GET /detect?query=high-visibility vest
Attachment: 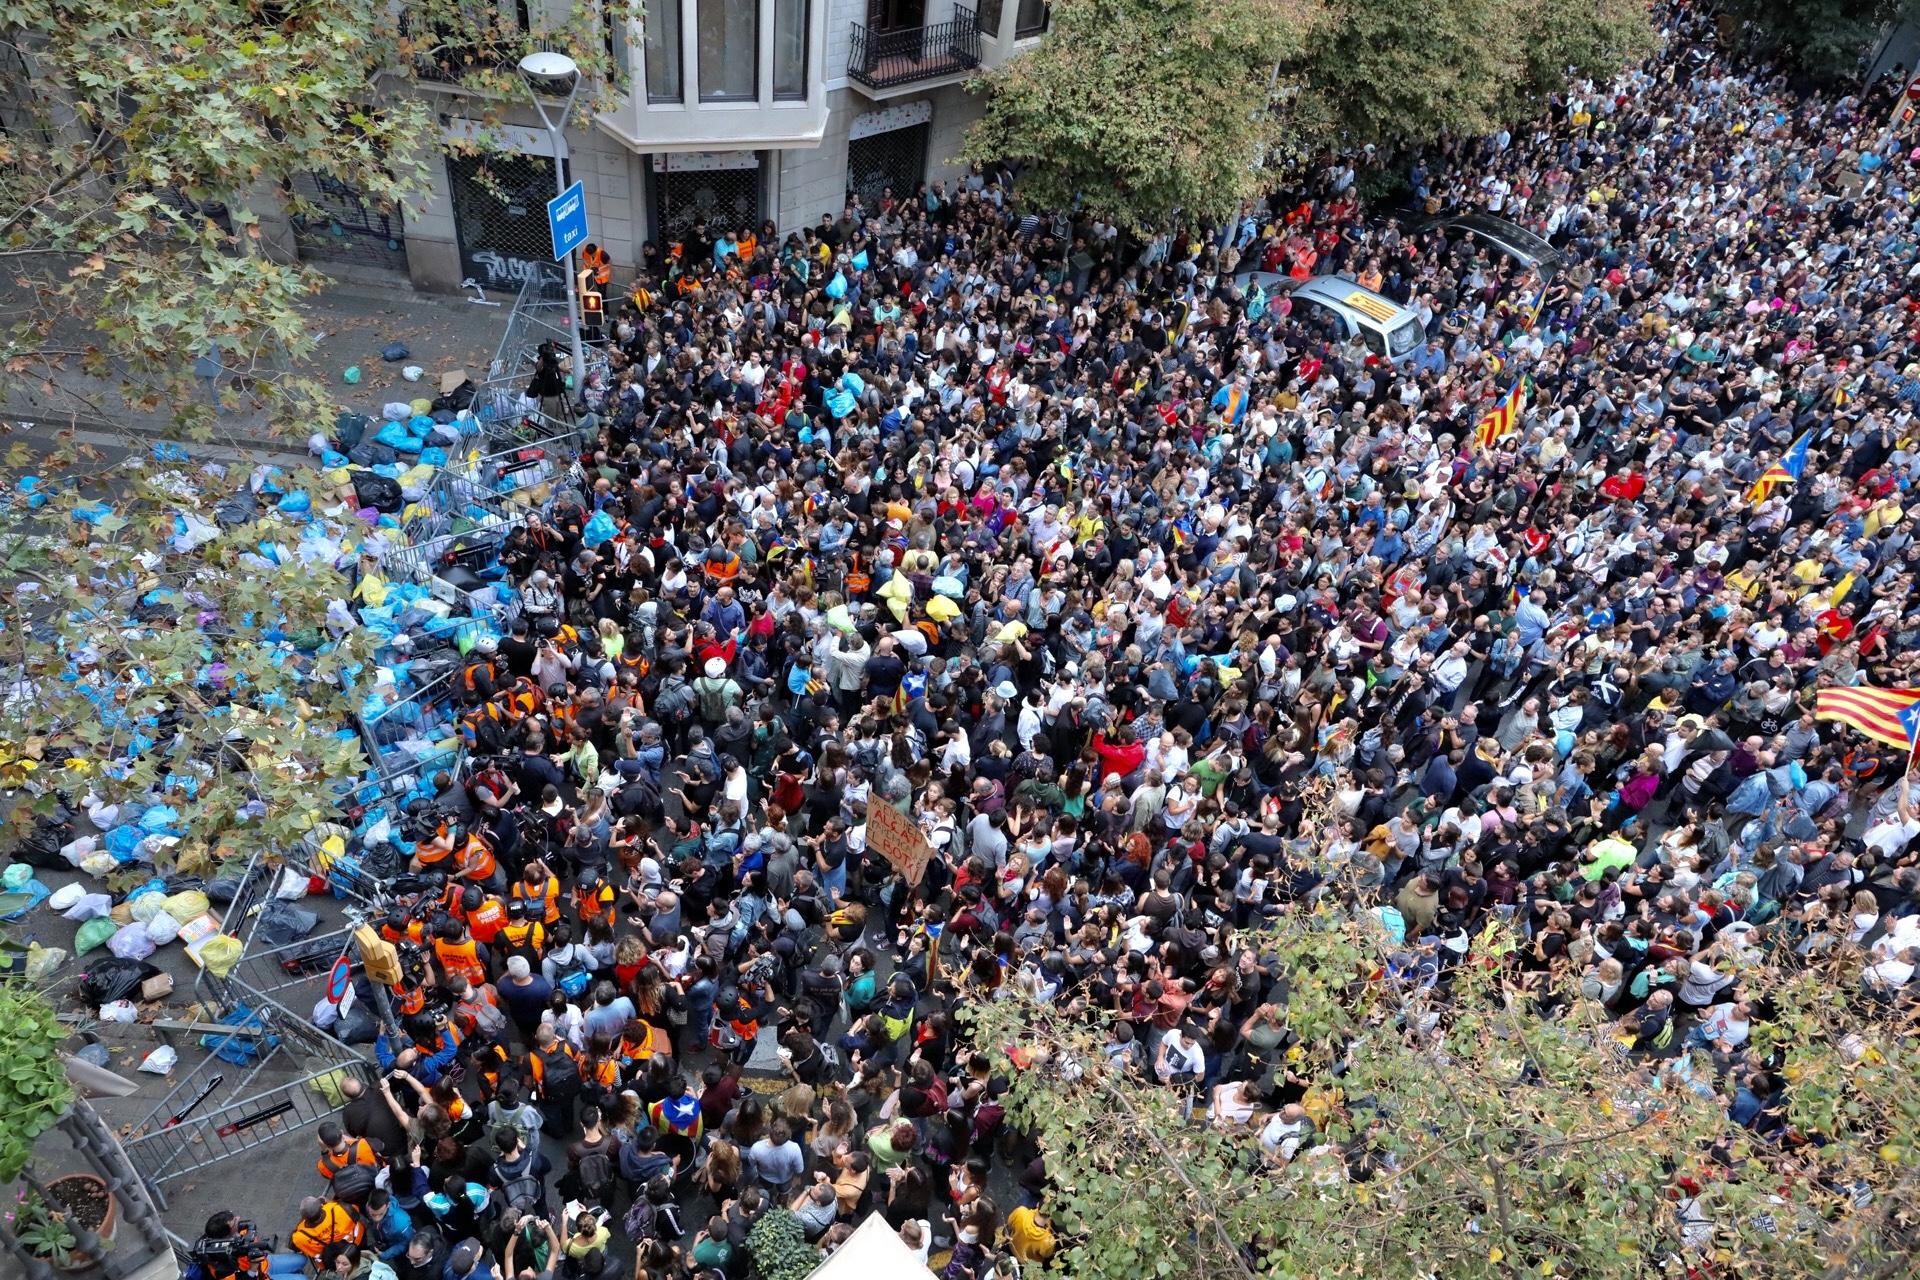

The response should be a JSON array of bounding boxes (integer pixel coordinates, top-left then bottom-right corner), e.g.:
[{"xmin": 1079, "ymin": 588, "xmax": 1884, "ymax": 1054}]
[
  {"xmin": 434, "ymin": 937, "xmax": 486, "ymax": 986},
  {"xmin": 582, "ymin": 245, "xmax": 611, "ymax": 287},
  {"xmin": 706, "ymin": 551, "xmax": 741, "ymax": 582},
  {"xmin": 512, "ymin": 876, "xmax": 562, "ymax": 925},
  {"xmin": 291, "ymin": 1202, "xmax": 362, "ymax": 1258},
  {"xmin": 467, "ymin": 897, "xmax": 507, "ymax": 945},
  {"xmin": 498, "ymin": 920, "xmax": 546, "ymax": 959},
  {"xmin": 317, "ymin": 1137, "xmax": 378, "ymax": 1181},
  {"xmin": 620, "ymin": 1022, "xmax": 669, "ymax": 1065},
  {"xmin": 455, "ymin": 833, "xmax": 497, "ymax": 883}
]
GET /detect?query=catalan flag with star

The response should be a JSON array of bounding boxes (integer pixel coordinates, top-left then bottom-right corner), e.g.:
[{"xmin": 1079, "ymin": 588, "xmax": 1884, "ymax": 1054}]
[
  {"xmin": 1473, "ymin": 375, "xmax": 1532, "ymax": 452},
  {"xmin": 1814, "ymin": 684, "xmax": 1920, "ymax": 751},
  {"xmin": 1746, "ymin": 430, "xmax": 1811, "ymax": 505}
]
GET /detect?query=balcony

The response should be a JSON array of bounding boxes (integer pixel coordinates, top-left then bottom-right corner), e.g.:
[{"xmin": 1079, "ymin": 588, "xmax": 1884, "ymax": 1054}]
[{"xmin": 847, "ymin": 8, "xmax": 980, "ymax": 96}]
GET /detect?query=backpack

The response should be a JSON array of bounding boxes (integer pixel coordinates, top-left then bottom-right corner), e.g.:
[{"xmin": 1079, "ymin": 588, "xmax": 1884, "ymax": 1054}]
[
  {"xmin": 492, "ymin": 1157, "xmax": 547, "ymax": 1216},
  {"xmin": 537, "ymin": 1044, "xmax": 581, "ymax": 1097},
  {"xmin": 623, "ymin": 1197, "xmax": 683, "ymax": 1245},
  {"xmin": 575, "ymin": 1146, "xmax": 616, "ymax": 1203},
  {"xmin": 331, "ymin": 1161, "xmax": 379, "ymax": 1205},
  {"xmin": 655, "ymin": 675, "xmax": 695, "ymax": 724},
  {"xmin": 695, "ymin": 675, "xmax": 736, "ymax": 722}
]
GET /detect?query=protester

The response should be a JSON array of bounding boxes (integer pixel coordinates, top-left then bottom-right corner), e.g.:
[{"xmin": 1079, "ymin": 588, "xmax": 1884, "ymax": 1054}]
[{"xmin": 301, "ymin": 7, "xmax": 1920, "ymax": 1276}]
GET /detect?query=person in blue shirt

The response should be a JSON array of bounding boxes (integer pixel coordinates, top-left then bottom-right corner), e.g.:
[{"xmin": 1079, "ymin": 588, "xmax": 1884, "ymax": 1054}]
[
  {"xmin": 366, "ymin": 1188, "xmax": 415, "ymax": 1262},
  {"xmin": 375, "ymin": 1016, "xmax": 459, "ymax": 1087}
]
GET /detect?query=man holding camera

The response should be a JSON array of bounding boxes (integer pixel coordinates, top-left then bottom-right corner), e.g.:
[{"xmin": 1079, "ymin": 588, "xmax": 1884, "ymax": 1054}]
[{"xmin": 191, "ymin": 1212, "xmax": 308, "ymax": 1279}]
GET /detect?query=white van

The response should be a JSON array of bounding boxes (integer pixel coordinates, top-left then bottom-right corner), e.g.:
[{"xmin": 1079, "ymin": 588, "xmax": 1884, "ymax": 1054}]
[{"xmin": 1234, "ymin": 272, "xmax": 1427, "ymax": 362}]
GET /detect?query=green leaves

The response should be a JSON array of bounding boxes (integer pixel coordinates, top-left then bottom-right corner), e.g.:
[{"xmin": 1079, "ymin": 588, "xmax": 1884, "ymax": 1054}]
[
  {"xmin": 963, "ymin": 0, "xmax": 1311, "ymax": 232},
  {"xmin": 0, "ymin": 985, "xmax": 75, "ymax": 1183},
  {"xmin": 964, "ymin": 905, "xmax": 1920, "ymax": 1280},
  {"xmin": 966, "ymin": 0, "xmax": 1653, "ymax": 228}
]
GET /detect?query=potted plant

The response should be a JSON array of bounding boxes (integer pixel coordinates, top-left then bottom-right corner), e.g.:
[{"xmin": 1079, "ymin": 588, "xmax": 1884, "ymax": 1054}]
[
  {"xmin": 746, "ymin": 1206, "xmax": 817, "ymax": 1280},
  {"xmin": 10, "ymin": 1178, "xmax": 115, "ymax": 1272}
]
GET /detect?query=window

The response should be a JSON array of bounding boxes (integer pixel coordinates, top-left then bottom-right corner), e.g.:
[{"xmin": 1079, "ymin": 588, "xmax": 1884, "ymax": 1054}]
[
  {"xmin": 1014, "ymin": 0, "xmax": 1046, "ymax": 37},
  {"xmin": 604, "ymin": 3, "xmax": 631, "ymax": 76},
  {"xmin": 644, "ymin": 0, "xmax": 684, "ymax": 102},
  {"xmin": 698, "ymin": 0, "xmax": 758, "ymax": 102},
  {"xmin": 772, "ymin": 0, "xmax": 808, "ymax": 100},
  {"xmin": 974, "ymin": 0, "xmax": 1001, "ymax": 35}
]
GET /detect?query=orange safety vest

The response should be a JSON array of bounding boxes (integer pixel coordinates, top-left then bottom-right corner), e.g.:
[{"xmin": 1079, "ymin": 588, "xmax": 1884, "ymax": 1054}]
[
  {"xmin": 468, "ymin": 897, "xmax": 508, "ymax": 945},
  {"xmin": 498, "ymin": 919, "xmax": 547, "ymax": 958},
  {"xmin": 317, "ymin": 1137, "xmax": 378, "ymax": 1182},
  {"xmin": 620, "ymin": 1022, "xmax": 668, "ymax": 1065},
  {"xmin": 504, "ymin": 684, "xmax": 543, "ymax": 722},
  {"xmin": 291, "ymin": 1202, "xmax": 362, "ymax": 1259},
  {"xmin": 530, "ymin": 1041, "xmax": 579, "ymax": 1088},
  {"xmin": 513, "ymin": 877, "xmax": 562, "ymax": 925},
  {"xmin": 462, "ymin": 659, "xmax": 497, "ymax": 692},
  {"xmin": 574, "ymin": 881, "xmax": 614, "ymax": 927},
  {"xmin": 393, "ymin": 983, "xmax": 426, "ymax": 1016},
  {"xmin": 582, "ymin": 245, "xmax": 612, "ymax": 288},
  {"xmin": 456, "ymin": 832, "xmax": 498, "ymax": 883},
  {"xmin": 706, "ymin": 552, "xmax": 741, "ymax": 582},
  {"xmin": 434, "ymin": 937, "xmax": 486, "ymax": 987}
]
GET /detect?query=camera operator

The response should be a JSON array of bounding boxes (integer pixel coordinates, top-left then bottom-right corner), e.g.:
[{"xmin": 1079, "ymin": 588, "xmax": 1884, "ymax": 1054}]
[{"xmin": 190, "ymin": 1211, "xmax": 306, "ymax": 1280}]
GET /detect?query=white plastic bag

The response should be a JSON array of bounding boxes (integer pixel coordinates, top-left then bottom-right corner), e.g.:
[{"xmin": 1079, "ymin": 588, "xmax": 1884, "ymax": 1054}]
[
  {"xmin": 139, "ymin": 1046, "xmax": 178, "ymax": 1074},
  {"xmin": 80, "ymin": 853, "xmax": 119, "ymax": 878},
  {"xmin": 130, "ymin": 893, "xmax": 166, "ymax": 924},
  {"xmin": 382, "ymin": 401, "xmax": 412, "ymax": 422},
  {"xmin": 145, "ymin": 910, "xmax": 183, "ymax": 945},
  {"xmin": 107, "ymin": 922, "xmax": 157, "ymax": 960},
  {"xmin": 98, "ymin": 1000, "xmax": 138, "ymax": 1024},
  {"xmin": 402, "ymin": 365, "xmax": 424, "ymax": 382},
  {"xmin": 275, "ymin": 867, "xmax": 309, "ymax": 900},
  {"xmin": 61, "ymin": 835, "xmax": 99, "ymax": 866},
  {"xmin": 47, "ymin": 883, "xmax": 85, "ymax": 912},
  {"xmin": 62, "ymin": 892, "xmax": 115, "ymax": 922}
]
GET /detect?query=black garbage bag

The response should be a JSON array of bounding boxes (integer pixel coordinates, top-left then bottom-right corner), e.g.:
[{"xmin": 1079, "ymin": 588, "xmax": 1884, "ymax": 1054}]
[
  {"xmin": 334, "ymin": 996, "xmax": 379, "ymax": 1045},
  {"xmin": 254, "ymin": 901, "xmax": 319, "ymax": 949},
  {"xmin": 80, "ymin": 958, "xmax": 162, "ymax": 1006}
]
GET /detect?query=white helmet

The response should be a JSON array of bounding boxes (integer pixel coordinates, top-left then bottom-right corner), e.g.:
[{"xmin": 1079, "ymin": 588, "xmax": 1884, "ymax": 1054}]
[{"xmin": 474, "ymin": 635, "xmax": 498, "ymax": 656}]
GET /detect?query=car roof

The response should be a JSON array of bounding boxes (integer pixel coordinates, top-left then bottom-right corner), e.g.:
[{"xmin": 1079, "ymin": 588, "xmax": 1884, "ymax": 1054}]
[
  {"xmin": 1290, "ymin": 276, "xmax": 1422, "ymax": 328},
  {"xmin": 1428, "ymin": 212, "xmax": 1559, "ymax": 263}
]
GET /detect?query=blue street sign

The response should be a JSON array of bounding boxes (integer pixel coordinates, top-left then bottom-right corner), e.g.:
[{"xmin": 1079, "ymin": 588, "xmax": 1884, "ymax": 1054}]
[{"xmin": 548, "ymin": 180, "xmax": 588, "ymax": 262}]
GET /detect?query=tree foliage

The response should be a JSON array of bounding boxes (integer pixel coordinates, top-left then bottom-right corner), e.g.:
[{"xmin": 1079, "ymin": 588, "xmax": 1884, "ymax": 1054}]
[
  {"xmin": 1719, "ymin": 0, "xmax": 1920, "ymax": 84},
  {"xmin": 963, "ymin": 902, "xmax": 1920, "ymax": 1279},
  {"xmin": 964, "ymin": 0, "xmax": 1656, "ymax": 229},
  {"xmin": 960, "ymin": 0, "xmax": 1316, "ymax": 233},
  {"xmin": 1, "ymin": 457, "xmax": 376, "ymax": 886},
  {"xmin": 0, "ymin": 0, "xmax": 634, "ymax": 442}
]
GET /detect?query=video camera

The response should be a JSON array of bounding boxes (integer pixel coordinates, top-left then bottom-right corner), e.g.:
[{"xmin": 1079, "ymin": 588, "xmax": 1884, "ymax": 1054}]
[{"xmin": 191, "ymin": 1220, "xmax": 271, "ymax": 1276}]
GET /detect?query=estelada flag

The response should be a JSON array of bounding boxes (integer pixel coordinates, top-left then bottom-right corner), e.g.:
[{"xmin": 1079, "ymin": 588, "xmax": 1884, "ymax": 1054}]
[
  {"xmin": 1747, "ymin": 430, "xmax": 1811, "ymax": 505},
  {"xmin": 1814, "ymin": 685, "xmax": 1920, "ymax": 750}
]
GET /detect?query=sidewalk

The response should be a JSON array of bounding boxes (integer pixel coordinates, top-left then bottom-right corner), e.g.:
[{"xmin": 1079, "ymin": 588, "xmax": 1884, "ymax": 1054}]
[{"xmin": 2, "ymin": 272, "xmax": 518, "ymax": 451}]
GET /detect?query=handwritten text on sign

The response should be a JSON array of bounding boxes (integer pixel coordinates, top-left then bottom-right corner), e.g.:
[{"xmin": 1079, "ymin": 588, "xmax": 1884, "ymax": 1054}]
[{"xmin": 867, "ymin": 798, "xmax": 931, "ymax": 887}]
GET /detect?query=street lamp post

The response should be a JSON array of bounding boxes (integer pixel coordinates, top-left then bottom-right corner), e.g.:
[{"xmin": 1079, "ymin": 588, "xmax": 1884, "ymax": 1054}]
[{"xmin": 518, "ymin": 50, "xmax": 588, "ymax": 410}]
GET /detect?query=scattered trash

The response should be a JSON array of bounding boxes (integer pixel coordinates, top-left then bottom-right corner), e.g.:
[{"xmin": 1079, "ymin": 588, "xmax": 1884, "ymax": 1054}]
[{"xmin": 138, "ymin": 1046, "xmax": 179, "ymax": 1074}]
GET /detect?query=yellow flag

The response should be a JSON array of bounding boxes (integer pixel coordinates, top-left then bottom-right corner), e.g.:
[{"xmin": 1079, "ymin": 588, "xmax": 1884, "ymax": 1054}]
[{"xmin": 1830, "ymin": 572, "xmax": 1857, "ymax": 607}]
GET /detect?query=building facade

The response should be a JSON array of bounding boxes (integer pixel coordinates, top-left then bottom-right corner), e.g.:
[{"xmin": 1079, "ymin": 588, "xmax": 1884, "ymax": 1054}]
[{"xmin": 287, "ymin": 0, "xmax": 1049, "ymax": 294}]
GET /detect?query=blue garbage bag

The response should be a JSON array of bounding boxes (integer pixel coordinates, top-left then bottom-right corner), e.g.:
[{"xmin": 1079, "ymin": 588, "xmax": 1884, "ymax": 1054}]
[
  {"xmin": 582, "ymin": 510, "xmax": 617, "ymax": 547},
  {"xmin": 419, "ymin": 447, "xmax": 448, "ymax": 468},
  {"xmin": 825, "ymin": 270, "xmax": 847, "ymax": 299},
  {"xmin": 374, "ymin": 420, "xmax": 414, "ymax": 449},
  {"xmin": 277, "ymin": 490, "xmax": 311, "ymax": 515},
  {"xmin": 841, "ymin": 371, "xmax": 866, "ymax": 397},
  {"xmin": 826, "ymin": 389, "xmax": 856, "ymax": 419}
]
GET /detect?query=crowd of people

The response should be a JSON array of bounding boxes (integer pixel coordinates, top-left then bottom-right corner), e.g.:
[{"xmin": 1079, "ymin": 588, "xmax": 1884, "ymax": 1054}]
[{"xmin": 221, "ymin": 5, "xmax": 1920, "ymax": 1277}]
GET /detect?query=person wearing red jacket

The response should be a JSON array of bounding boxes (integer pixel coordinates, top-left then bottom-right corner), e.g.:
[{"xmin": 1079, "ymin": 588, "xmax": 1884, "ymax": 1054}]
[{"xmin": 1092, "ymin": 726, "xmax": 1146, "ymax": 783}]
